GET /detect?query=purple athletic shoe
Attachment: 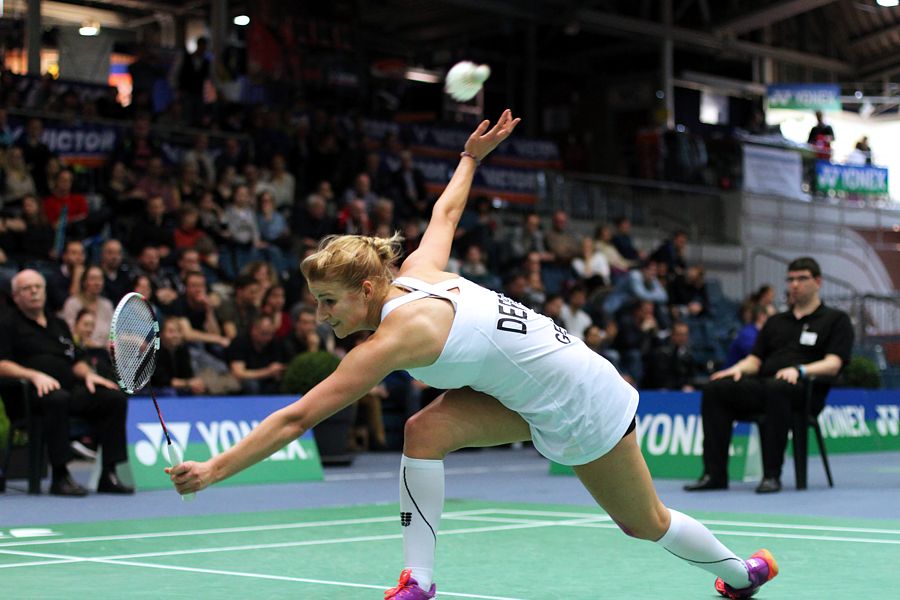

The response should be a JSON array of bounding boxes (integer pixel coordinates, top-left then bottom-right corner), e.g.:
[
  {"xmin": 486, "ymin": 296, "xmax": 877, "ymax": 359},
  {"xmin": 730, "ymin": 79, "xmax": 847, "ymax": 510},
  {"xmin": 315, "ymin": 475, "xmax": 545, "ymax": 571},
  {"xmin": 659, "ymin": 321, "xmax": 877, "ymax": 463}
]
[
  {"xmin": 715, "ymin": 549, "xmax": 779, "ymax": 599},
  {"xmin": 384, "ymin": 569, "xmax": 436, "ymax": 599}
]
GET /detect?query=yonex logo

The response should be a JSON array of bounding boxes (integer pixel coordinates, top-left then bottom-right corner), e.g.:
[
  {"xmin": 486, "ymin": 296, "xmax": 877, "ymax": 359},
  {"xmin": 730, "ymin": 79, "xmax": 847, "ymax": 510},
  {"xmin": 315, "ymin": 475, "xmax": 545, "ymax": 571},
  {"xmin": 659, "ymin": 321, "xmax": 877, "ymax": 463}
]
[
  {"xmin": 400, "ymin": 512, "xmax": 412, "ymax": 526},
  {"xmin": 133, "ymin": 422, "xmax": 191, "ymax": 466}
]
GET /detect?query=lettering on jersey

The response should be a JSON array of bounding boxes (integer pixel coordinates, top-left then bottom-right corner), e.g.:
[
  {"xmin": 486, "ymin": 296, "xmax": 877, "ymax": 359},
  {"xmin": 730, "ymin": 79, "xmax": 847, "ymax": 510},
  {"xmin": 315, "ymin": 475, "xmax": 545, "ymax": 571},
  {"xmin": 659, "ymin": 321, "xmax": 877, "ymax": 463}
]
[
  {"xmin": 553, "ymin": 323, "xmax": 571, "ymax": 344},
  {"xmin": 496, "ymin": 293, "xmax": 528, "ymax": 335}
]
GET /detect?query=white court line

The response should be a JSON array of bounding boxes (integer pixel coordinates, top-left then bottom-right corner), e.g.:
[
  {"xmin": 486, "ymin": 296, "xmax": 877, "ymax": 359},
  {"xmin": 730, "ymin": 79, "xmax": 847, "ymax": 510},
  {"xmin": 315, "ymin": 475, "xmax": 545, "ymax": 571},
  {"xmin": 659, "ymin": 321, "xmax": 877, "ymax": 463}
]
[
  {"xmin": 0, "ymin": 508, "xmax": 501, "ymax": 549},
  {"xmin": 0, "ymin": 548, "xmax": 527, "ymax": 600},
  {"xmin": 0, "ymin": 516, "xmax": 607, "ymax": 568},
  {"xmin": 326, "ymin": 463, "xmax": 543, "ymax": 481}
]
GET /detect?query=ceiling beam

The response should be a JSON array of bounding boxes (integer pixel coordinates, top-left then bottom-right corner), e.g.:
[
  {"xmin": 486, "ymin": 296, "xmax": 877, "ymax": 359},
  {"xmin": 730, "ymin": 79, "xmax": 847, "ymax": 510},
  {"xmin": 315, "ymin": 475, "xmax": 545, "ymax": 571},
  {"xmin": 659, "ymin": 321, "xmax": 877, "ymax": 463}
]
[
  {"xmin": 714, "ymin": 0, "xmax": 838, "ymax": 35},
  {"xmin": 575, "ymin": 9, "xmax": 854, "ymax": 75},
  {"xmin": 849, "ymin": 22, "xmax": 900, "ymax": 54},
  {"xmin": 433, "ymin": 0, "xmax": 541, "ymax": 21}
]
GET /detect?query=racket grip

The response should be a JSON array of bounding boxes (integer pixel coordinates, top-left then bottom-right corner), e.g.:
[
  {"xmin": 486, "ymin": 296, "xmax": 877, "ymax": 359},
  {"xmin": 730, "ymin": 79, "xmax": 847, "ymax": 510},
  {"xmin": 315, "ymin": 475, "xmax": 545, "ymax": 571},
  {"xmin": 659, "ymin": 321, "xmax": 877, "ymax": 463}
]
[{"xmin": 165, "ymin": 443, "xmax": 196, "ymax": 502}]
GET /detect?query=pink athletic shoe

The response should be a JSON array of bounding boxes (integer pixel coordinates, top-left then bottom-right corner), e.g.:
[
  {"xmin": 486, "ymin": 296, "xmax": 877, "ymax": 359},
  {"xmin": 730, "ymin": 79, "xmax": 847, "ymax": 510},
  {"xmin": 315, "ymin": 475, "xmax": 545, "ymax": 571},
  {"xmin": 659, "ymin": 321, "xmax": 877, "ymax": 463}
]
[
  {"xmin": 714, "ymin": 549, "xmax": 779, "ymax": 599},
  {"xmin": 384, "ymin": 569, "xmax": 436, "ymax": 599}
]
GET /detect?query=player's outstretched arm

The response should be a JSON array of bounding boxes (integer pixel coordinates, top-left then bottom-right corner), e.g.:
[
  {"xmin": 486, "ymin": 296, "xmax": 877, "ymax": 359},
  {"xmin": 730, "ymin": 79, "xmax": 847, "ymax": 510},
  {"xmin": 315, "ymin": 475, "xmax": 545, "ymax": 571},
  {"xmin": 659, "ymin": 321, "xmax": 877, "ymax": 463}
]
[
  {"xmin": 167, "ymin": 322, "xmax": 422, "ymax": 494},
  {"xmin": 403, "ymin": 109, "xmax": 520, "ymax": 274}
]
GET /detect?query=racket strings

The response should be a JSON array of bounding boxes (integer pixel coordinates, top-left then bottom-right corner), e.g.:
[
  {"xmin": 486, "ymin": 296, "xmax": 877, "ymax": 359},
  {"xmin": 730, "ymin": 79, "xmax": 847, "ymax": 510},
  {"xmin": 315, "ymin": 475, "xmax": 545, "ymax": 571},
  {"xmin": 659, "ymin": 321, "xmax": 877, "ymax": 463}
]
[{"xmin": 110, "ymin": 298, "xmax": 158, "ymax": 393}]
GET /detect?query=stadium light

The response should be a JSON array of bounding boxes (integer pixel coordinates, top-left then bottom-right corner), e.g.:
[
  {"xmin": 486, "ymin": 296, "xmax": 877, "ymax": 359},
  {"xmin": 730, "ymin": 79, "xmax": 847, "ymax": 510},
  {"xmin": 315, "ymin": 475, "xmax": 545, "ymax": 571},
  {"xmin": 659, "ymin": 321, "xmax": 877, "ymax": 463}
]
[
  {"xmin": 234, "ymin": 15, "xmax": 250, "ymax": 26},
  {"xmin": 79, "ymin": 20, "xmax": 100, "ymax": 36},
  {"xmin": 876, "ymin": 0, "xmax": 899, "ymax": 7}
]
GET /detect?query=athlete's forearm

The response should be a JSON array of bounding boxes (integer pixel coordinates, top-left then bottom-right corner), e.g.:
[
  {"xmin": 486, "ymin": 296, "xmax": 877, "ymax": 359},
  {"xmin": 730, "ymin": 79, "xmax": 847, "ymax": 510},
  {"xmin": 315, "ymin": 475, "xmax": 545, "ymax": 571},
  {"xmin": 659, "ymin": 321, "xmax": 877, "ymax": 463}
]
[{"xmin": 431, "ymin": 156, "xmax": 478, "ymax": 229}]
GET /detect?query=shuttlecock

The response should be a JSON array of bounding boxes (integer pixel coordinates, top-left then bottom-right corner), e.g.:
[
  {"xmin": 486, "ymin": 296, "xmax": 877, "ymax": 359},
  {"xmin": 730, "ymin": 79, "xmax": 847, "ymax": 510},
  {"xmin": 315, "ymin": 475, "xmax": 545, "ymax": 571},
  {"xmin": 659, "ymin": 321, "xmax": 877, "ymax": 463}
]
[{"xmin": 445, "ymin": 61, "xmax": 491, "ymax": 102}]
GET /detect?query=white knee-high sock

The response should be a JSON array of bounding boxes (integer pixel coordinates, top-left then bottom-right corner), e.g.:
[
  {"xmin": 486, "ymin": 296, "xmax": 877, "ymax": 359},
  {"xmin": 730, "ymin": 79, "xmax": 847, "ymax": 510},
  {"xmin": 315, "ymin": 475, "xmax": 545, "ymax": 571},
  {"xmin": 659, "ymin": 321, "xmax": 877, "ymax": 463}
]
[
  {"xmin": 656, "ymin": 509, "xmax": 751, "ymax": 589},
  {"xmin": 399, "ymin": 455, "xmax": 444, "ymax": 589}
]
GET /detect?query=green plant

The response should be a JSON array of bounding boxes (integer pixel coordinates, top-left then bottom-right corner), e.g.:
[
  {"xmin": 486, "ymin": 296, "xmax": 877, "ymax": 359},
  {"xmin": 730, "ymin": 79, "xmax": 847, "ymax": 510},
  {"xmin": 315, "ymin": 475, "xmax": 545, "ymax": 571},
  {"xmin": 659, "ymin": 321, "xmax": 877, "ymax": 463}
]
[
  {"xmin": 281, "ymin": 351, "xmax": 341, "ymax": 394},
  {"xmin": 0, "ymin": 397, "xmax": 8, "ymax": 451},
  {"xmin": 840, "ymin": 356, "xmax": 882, "ymax": 389}
]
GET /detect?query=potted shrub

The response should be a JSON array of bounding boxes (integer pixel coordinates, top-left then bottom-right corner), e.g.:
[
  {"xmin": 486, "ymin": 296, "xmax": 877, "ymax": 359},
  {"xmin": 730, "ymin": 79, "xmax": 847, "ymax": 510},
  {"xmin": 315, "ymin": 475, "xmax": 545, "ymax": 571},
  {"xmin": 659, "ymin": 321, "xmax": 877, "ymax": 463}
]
[{"xmin": 281, "ymin": 351, "xmax": 358, "ymax": 465}]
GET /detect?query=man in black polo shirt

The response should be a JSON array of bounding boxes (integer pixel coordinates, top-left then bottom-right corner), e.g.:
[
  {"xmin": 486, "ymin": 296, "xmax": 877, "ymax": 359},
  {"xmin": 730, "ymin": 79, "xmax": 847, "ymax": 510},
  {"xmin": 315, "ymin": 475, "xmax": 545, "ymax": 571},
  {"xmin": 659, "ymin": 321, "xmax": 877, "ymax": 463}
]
[
  {"xmin": 685, "ymin": 257, "xmax": 853, "ymax": 494},
  {"xmin": 225, "ymin": 314, "xmax": 287, "ymax": 395},
  {"xmin": 0, "ymin": 269, "xmax": 133, "ymax": 496}
]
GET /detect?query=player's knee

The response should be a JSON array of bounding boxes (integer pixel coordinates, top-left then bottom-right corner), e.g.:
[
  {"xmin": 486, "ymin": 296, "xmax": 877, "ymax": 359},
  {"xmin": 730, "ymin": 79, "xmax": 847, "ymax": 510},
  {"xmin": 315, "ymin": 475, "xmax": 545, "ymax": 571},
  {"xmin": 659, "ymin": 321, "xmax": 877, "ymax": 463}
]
[
  {"xmin": 616, "ymin": 505, "xmax": 670, "ymax": 541},
  {"xmin": 403, "ymin": 412, "xmax": 447, "ymax": 458}
]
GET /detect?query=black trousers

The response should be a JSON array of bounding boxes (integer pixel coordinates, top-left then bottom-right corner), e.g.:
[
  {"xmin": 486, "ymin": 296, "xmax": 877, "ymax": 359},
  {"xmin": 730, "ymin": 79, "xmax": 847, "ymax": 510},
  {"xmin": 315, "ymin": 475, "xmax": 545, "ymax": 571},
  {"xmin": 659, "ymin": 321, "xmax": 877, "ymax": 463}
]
[
  {"xmin": 31, "ymin": 385, "xmax": 129, "ymax": 470},
  {"xmin": 700, "ymin": 376, "xmax": 806, "ymax": 481}
]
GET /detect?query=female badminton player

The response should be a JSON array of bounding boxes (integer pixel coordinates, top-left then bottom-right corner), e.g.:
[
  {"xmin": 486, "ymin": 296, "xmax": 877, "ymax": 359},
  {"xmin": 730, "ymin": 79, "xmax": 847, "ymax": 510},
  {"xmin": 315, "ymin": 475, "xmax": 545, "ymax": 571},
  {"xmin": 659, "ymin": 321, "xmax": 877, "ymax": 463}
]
[{"xmin": 167, "ymin": 109, "xmax": 777, "ymax": 600}]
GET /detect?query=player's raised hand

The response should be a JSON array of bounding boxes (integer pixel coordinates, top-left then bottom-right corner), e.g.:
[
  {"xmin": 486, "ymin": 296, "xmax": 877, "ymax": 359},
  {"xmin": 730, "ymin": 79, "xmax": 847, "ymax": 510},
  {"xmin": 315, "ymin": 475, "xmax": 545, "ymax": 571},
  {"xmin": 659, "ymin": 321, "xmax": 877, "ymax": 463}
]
[{"xmin": 464, "ymin": 109, "xmax": 521, "ymax": 161}]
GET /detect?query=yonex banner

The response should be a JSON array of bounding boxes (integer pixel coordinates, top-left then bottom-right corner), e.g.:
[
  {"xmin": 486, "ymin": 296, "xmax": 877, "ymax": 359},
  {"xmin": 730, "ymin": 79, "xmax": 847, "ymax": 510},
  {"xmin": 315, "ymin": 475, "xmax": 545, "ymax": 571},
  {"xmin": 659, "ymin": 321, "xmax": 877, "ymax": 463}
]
[
  {"xmin": 816, "ymin": 161, "xmax": 889, "ymax": 195},
  {"xmin": 127, "ymin": 395, "xmax": 323, "ymax": 490},
  {"xmin": 551, "ymin": 389, "xmax": 900, "ymax": 479},
  {"xmin": 766, "ymin": 83, "xmax": 841, "ymax": 111}
]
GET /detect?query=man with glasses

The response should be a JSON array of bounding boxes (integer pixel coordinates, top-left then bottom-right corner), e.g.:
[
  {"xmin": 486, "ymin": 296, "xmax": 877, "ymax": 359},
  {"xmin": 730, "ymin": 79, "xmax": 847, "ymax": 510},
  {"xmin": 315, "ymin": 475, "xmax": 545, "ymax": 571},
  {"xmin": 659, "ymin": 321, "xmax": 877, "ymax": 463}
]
[
  {"xmin": 684, "ymin": 257, "xmax": 853, "ymax": 494},
  {"xmin": 0, "ymin": 269, "xmax": 133, "ymax": 496}
]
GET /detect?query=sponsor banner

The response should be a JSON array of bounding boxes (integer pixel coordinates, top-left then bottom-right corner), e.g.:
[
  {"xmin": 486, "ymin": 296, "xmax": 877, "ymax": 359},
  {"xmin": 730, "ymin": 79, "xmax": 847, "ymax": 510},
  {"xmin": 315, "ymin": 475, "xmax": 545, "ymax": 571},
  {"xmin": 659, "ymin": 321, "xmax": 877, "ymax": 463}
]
[
  {"xmin": 766, "ymin": 83, "xmax": 841, "ymax": 111},
  {"xmin": 127, "ymin": 395, "xmax": 323, "ymax": 490},
  {"xmin": 816, "ymin": 161, "xmax": 889, "ymax": 195},
  {"xmin": 416, "ymin": 156, "xmax": 541, "ymax": 205},
  {"xmin": 8, "ymin": 119, "xmax": 118, "ymax": 167},
  {"xmin": 742, "ymin": 144, "xmax": 807, "ymax": 201},
  {"xmin": 551, "ymin": 389, "xmax": 900, "ymax": 479},
  {"xmin": 359, "ymin": 118, "xmax": 562, "ymax": 169}
]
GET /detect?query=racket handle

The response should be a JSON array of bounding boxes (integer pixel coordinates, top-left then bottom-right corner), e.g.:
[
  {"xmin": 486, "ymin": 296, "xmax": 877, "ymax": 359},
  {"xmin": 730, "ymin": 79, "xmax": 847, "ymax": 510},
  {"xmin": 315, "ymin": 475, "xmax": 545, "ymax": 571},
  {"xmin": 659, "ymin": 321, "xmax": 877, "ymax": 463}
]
[{"xmin": 165, "ymin": 443, "xmax": 196, "ymax": 502}]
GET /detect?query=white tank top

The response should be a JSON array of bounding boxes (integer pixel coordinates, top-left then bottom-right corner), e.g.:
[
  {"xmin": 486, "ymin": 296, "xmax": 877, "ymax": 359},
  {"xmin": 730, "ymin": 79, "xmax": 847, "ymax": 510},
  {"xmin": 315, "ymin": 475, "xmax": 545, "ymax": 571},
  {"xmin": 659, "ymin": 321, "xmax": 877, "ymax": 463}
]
[{"xmin": 381, "ymin": 276, "xmax": 638, "ymax": 465}]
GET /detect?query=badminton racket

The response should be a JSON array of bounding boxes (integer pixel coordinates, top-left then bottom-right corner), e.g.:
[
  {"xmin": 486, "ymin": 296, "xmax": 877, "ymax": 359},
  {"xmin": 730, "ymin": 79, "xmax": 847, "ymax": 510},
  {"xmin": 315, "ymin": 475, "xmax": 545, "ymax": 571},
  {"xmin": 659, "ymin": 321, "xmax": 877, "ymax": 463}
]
[{"xmin": 109, "ymin": 292, "xmax": 195, "ymax": 501}]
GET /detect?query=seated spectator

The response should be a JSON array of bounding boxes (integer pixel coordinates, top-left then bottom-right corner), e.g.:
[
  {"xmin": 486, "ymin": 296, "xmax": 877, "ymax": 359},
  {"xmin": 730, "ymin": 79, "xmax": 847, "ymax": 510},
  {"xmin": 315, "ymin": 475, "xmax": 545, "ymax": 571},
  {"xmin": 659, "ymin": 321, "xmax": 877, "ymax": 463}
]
[
  {"xmin": 611, "ymin": 216, "xmax": 644, "ymax": 262},
  {"xmin": 182, "ymin": 133, "xmax": 216, "ymax": 188},
  {"xmin": 265, "ymin": 153, "xmax": 296, "ymax": 213},
  {"xmin": 101, "ymin": 161, "xmax": 144, "ymax": 239},
  {"xmin": 669, "ymin": 265, "xmax": 710, "ymax": 320},
  {"xmin": 172, "ymin": 204, "xmax": 220, "ymax": 278},
  {"xmin": 175, "ymin": 160, "xmax": 205, "ymax": 207},
  {"xmin": 542, "ymin": 294, "xmax": 566, "ymax": 328},
  {"xmin": 613, "ymin": 300, "xmax": 662, "ymax": 386},
  {"xmin": 217, "ymin": 273, "xmax": 261, "ymax": 340},
  {"xmin": 134, "ymin": 156, "xmax": 181, "ymax": 214},
  {"xmin": 46, "ymin": 240, "xmax": 87, "ymax": 314},
  {"xmin": 222, "ymin": 184, "xmax": 263, "ymax": 276},
  {"xmin": 61, "ymin": 266, "xmax": 114, "ymax": 348},
  {"xmin": 651, "ymin": 230, "xmax": 689, "ymax": 283},
  {"xmin": 43, "ymin": 169, "xmax": 89, "ymax": 237},
  {"xmin": 3, "ymin": 194, "xmax": 55, "ymax": 266},
  {"xmin": 521, "ymin": 251, "xmax": 548, "ymax": 309},
  {"xmin": 197, "ymin": 190, "xmax": 229, "ymax": 245},
  {"xmin": 3, "ymin": 145, "xmax": 37, "ymax": 206},
  {"xmin": 685, "ymin": 257, "xmax": 853, "ymax": 494},
  {"xmin": 390, "ymin": 149, "xmax": 428, "ymax": 223},
  {"xmin": 17, "ymin": 117, "xmax": 54, "ymax": 196},
  {"xmin": 342, "ymin": 172, "xmax": 379, "ymax": 211},
  {"xmin": 751, "ymin": 284, "xmax": 778, "ymax": 316},
  {"xmin": 591, "ymin": 223, "xmax": 636, "ymax": 280},
  {"xmin": 336, "ymin": 198, "xmax": 372, "ymax": 236},
  {"xmin": 151, "ymin": 318, "xmax": 206, "ymax": 395},
  {"xmin": 284, "ymin": 306, "xmax": 323, "ymax": 357},
  {"xmin": 130, "ymin": 195, "xmax": 175, "ymax": 258},
  {"xmin": 505, "ymin": 212, "xmax": 551, "ymax": 270},
  {"xmin": 459, "ymin": 244, "xmax": 500, "ymax": 291},
  {"xmin": 226, "ymin": 314, "xmax": 287, "ymax": 395},
  {"xmin": 603, "ymin": 259, "xmax": 669, "ymax": 326},
  {"xmin": 583, "ymin": 322, "xmax": 621, "ymax": 372},
  {"xmin": 242, "ymin": 259, "xmax": 278, "ymax": 297},
  {"xmin": 643, "ymin": 321, "xmax": 698, "ymax": 391},
  {"xmin": 291, "ymin": 193, "xmax": 336, "ymax": 255},
  {"xmin": 134, "ymin": 245, "xmax": 179, "ymax": 308},
  {"xmin": 0, "ymin": 269, "xmax": 133, "ymax": 496},
  {"xmin": 255, "ymin": 190, "xmax": 290, "ymax": 274},
  {"xmin": 724, "ymin": 304, "xmax": 770, "ymax": 368},
  {"xmin": 98, "ymin": 239, "xmax": 133, "ymax": 305},
  {"xmin": 261, "ymin": 284, "xmax": 292, "ymax": 339},
  {"xmin": 70, "ymin": 308, "xmax": 115, "ymax": 380},
  {"xmin": 560, "ymin": 284, "xmax": 594, "ymax": 341},
  {"xmin": 168, "ymin": 270, "xmax": 230, "ymax": 350},
  {"xmin": 572, "ymin": 234, "xmax": 611, "ymax": 291}
]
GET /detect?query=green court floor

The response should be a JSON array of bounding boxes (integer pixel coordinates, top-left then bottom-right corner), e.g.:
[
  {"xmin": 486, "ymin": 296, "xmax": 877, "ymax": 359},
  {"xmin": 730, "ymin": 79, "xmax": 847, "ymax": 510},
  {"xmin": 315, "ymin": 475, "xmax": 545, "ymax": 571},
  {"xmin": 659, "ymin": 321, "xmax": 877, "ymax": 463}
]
[{"xmin": 2, "ymin": 500, "xmax": 898, "ymax": 599}]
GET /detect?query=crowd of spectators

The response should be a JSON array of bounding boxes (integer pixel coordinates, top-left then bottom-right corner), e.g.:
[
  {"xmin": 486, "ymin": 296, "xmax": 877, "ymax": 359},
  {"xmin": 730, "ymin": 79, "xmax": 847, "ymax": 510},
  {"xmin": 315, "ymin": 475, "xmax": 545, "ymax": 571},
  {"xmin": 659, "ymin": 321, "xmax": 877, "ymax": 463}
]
[{"xmin": 0, "ymin": 70, "xmax": 781, "ymax": 454}]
